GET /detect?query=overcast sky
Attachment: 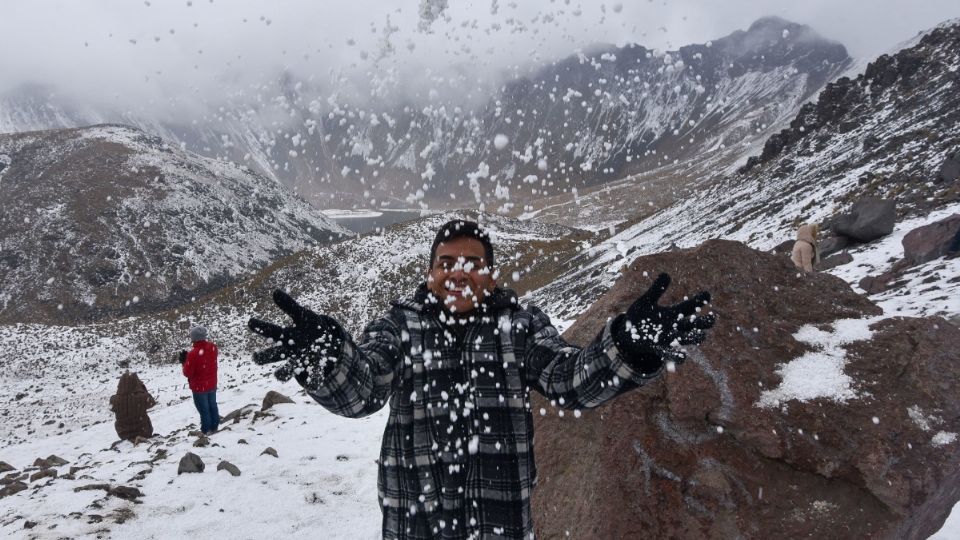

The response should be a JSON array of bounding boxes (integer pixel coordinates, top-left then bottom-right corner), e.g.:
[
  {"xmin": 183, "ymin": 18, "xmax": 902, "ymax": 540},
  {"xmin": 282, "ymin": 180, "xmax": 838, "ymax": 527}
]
[{"xmin": 2, "ymin": 0, "xmax": 958, "ymax": 117}]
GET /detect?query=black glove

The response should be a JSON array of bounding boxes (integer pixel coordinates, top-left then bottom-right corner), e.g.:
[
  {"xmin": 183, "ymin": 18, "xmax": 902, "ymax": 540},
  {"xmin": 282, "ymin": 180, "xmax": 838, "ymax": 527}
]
[
  {"xmin": 178, "ymin": 350, "xmax": 188, "ymax": 364},
  {"xmin": 612, "ymin": 273, "xmax": 715, "ymax": 374},
  {"xmin": 247, "ymin": 289, "xmax": 345, "ymax": 386}
]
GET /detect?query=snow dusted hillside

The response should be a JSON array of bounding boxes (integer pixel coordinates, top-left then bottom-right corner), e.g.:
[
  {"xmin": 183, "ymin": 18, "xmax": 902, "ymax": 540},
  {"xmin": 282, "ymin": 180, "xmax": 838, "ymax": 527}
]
[
  {"xmin": 529, "ymin": 20, "xmax": 960, "ymax": 322},
  {"xmin": 0, "ymin": 18, "xmax": 848, "ymax": 209},
  {"xmin": 0, "ymin": 125, "xmax": 349, "ymax": 325}
]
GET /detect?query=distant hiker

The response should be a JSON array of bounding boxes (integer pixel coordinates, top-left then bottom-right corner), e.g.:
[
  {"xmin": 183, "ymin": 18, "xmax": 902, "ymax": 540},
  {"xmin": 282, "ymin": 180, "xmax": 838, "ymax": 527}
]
[
  {"xmin": 791, "ymin": 223, "xmax": 821, "ymax": 272},
  {"xmin": 182, "ymin": 326, "xmax": 219, "ymax": 434},
  {"xmin": 248, "ymin": 219, "xmax": 716, "ymax": 539},
  {"xmin": 109, "ymin": 371, "xmax": 157, "ymax": 442}
]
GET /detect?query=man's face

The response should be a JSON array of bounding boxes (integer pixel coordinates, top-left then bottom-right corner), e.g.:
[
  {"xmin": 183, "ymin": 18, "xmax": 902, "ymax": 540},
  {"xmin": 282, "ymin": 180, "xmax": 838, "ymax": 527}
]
[{"xmin": 427, "ymin": 237, "xmax": 495, "ymax": 314}]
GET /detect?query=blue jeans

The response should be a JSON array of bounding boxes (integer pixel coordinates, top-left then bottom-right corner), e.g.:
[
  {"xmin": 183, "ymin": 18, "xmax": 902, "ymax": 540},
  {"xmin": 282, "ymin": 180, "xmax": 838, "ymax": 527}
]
[{"xmin": 192, "ymin": 390, "xmax": 219, "ymax": 433}]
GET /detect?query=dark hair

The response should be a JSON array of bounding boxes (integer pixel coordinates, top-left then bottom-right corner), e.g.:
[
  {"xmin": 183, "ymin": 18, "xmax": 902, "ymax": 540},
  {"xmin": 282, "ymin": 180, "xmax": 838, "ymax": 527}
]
[{"xmin": 429, "ymin": 220, "xmax": 495, "ymax": 269}]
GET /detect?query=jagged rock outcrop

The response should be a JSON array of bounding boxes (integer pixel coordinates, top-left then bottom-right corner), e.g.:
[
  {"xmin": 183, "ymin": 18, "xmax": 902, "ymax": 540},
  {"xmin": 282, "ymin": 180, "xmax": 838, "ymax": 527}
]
[{"xmin": 532, "ymin": 239, "xmax": 960, "ymax": 539}]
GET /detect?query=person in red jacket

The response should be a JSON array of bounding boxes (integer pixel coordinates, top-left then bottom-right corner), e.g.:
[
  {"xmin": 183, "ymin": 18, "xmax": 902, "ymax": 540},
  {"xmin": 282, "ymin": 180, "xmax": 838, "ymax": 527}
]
[{"xmin": 182, "ymin": 326, "xmax": 219, "ymax": 434}]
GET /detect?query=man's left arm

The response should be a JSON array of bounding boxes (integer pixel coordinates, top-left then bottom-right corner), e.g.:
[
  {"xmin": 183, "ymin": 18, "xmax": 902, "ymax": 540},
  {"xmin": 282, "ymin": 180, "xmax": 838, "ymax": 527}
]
[
  {"xmin": 525, "ymin": 273, "xmax": 714, "ymax": 409},
  {"xmin": 523, "ymin": 305, "xmax": 657, "ymax": 410}
]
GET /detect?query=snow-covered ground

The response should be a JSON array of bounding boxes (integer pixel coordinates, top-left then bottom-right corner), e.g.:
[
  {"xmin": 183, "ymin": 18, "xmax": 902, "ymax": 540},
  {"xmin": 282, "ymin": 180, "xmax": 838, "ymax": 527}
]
[{"xmin": 1, "ymin": 348, "xmax": 387, "ymax": 539}]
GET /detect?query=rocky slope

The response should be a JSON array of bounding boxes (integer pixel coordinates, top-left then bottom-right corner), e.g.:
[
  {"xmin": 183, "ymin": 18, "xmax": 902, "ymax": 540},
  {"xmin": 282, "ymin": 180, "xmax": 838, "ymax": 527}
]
[
  {"xmin": 526, "ymin": 19, "xmax": 960, "ymax": 322},
  {"xmin": 0, "ymin": 17, "xmax": 849, "ymax": 209},
  {"xmin": 533, "ymin": 240, "xmax": 960, "ymax": 539},
  {"xmin": 0, "ymin": 124, "xmax": 348, "ymax": 325}
]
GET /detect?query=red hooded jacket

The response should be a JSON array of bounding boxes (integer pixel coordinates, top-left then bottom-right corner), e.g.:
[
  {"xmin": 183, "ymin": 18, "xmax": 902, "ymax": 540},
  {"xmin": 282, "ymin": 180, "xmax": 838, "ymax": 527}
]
[{"xmin": 182, "ymin": 340, "xmax": 218, "ymax": 392}]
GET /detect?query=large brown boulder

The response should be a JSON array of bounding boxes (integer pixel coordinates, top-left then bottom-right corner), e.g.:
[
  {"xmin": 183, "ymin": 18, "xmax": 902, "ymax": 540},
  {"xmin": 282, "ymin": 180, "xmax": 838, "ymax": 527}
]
[
  {"xmin": 902, "ymin": 214, "xmax": 960, "ymax": 265},
  {"xmin": 532, "ymin": 239, "xmax": 960, "ymax": 540}
]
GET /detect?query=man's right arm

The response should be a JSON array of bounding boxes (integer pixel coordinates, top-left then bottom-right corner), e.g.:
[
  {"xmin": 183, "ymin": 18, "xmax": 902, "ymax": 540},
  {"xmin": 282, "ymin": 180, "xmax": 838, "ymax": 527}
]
[{"xmin": 300, "ymin": 312, "xmax": 403, "ymax": 419}]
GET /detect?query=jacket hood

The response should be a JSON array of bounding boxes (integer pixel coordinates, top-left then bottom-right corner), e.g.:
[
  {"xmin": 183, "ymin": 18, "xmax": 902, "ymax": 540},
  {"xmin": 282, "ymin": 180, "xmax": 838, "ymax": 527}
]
[
  {"xmin": 116, "ymin": 371, "xmax": 144, "ymax": 395},
  {"xmin": 392, "ymin": 283, "xmax": 519, "ymax": 314},
  {"xmin": 796, "ymin": 223, "xmax": 819, "ymax": 244}
]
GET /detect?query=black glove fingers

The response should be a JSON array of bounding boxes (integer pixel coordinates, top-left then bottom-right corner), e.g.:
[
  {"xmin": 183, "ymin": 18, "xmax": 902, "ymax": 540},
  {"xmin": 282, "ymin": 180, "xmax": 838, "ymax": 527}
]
[
  {"xmin": 638, "ymin": 273, "xmax": 671, "ymax": 306},
  {"xmin": 692, "ymin": 313, "xmax": 716, "ymax": 330},
  {"xmin": 669, "ymin": 291, "xmax": 712, "ymax": 317},
  {"xmin": 678, "ymin": 329, "xmax": 707, "ymax": 346},
  {"xmin": 272, "ymin": 288, "xmax": 312, "ymax": 323},
  {"xmin": 252, "ymin": 346, "xmax": 293, "ymax": 365},
  {"xmin": 248, "ymin": 317, "xmax": 286, "ymax": 342},
  {"xmin": 273, "ymin": 362, "xmax": 297, "ymax": 382}
]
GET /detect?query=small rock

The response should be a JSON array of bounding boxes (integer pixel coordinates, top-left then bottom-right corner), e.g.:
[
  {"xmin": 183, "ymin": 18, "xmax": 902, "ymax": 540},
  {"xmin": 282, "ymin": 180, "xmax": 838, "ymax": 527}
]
[
  {"xmin": 30, "ymin": 468, "xmax": 57, "ymax": 482},
  {"xmin": 109, "ymin": 485, "xmax": 143, "ymax": 501},
  {"xmin": 0, "ymin": 481, "xmax": 28, "ymax": 498},
  {"xmin": 0, "ymin": 461, "xmax": 16, "ymax": 473},
  {"xmin": 222, "ymin": 405, "xmax": 256, "ymax": 423},
  {"xmin": 262, "ymin": 390, "xmax": 295, "ymax": 411},
  {"xmin": 177, "ymin": 452, "xmax": 205, "ymax": 475},
  {"xmin": 261, "ymin": 447, "xmax": 278, "ymax": 458},
  {"xmin": 193, "ymin": 435, "xmax": 210, "ymax": 448},
  {"xmin": 237, "ymin": 439, "xmax": 248, "ymax": 445},
  {"xmin": 23, "ymin": 520, "xmax": 37, "ymax": 529},
  {"xmin": 74, "ymin": 483, "xmax": 111, "ymax": 493},
  {"xmin": 217, "ymin": 461, "xmax": 241, "ymax": 477},
  {"xmin": 336, "ymin": 455, "xmax": 349, "ymax": 462},
  {"xmin": 33, "ymin": 455, "xmax": 68, "ymax": 469},
  {"xmin": 188, "ymin": 430, "xmax": 204, "ymax": 437}
]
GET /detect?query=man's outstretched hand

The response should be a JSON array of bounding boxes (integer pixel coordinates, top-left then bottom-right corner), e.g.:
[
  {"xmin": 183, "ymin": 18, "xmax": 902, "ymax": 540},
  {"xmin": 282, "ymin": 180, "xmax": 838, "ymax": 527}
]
[
  {"xmin": 613, "ymin": 273, "xmax": 715, "ymax": 374},
  {"xmin": 247, "ymin": 289, "xmax": 344, "ymax": 384}
]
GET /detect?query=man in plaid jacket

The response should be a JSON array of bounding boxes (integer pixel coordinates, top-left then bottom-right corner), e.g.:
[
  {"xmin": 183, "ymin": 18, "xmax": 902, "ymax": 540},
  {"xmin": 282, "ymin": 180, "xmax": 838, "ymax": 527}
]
[{"xmin": 248, "ymin": 219, "xmax": 715, "ymax": 539}]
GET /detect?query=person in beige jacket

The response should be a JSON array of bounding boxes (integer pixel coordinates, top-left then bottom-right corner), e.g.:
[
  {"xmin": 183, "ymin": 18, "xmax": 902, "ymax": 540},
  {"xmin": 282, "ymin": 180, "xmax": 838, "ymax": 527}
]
[{"xmin": 791, "ymin": 223, "xmax": 821, "ymax": 272}]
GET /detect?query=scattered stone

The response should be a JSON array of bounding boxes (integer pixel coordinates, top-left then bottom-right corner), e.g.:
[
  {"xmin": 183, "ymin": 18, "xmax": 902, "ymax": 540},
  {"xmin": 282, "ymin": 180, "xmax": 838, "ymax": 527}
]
[
  {"xmin": 222, "ymin": 404, "xmax": 257, "ymax": 423},
  {"xmin": 177, "ymin": 453, "xmax": 205, "ymax": 475},
  {"xmin": 193, "ymin": 435, "xmax": 210, "ymax": 448},
  {"xmin": 237, "ymin": 439, "xmax": 248, "ymax": 445},
  {"xmin": 109, "ymin": 485, "xmax": 143, "ymax": 501},
  {"xmin": 87, "ymin": 515, "xmax": 104, "ymax": 524},
  {"xmin": 261, "ymin": 447, "xmax": 278, "ymax": 458},
  {"xmin": 336, "ymin": 455, "xmax": 349, "ymax": 462},
  {"xmin": 0, "ymin": 461, "xmax": 15, "ymax": 473},
  {"xmin": 818, "ymin": 235, "xmax": 850, "ymax": 258},
  {"xmin": 23, "ymin": 520, "xmax": 37, "ymax": 529},
  {"xmin": 29, "ymin": 468, "xmax": 57, "ymax": 482},
  {"xmin": 0, "ymin": 481, "xmax": 28, "ymax": 498},
  {"xmin": 132, "ymin": 436, "xmax": 151, "ymax": 446},
  {"xmin": 33, "ymin": 455, "xmax": 68, "ymax": 468},
  {"xmin": 817, "ymin": 251, "xmax": 853, "ymax": 271},
  {"xmin": 217, "ymin": 461, "xmax": 241, "ymax": 477},
  {"xmin": 150, "ymin": 449, "xmax": 168, "ymax": 464},
  {"xmin": 859, "ymin": 271, "xmax": 896, "ymax": 294},
  {"xmin": 74, "ymin": 483, "xmax": 111, "ymax": 493},
  {"xmin": 188, "ymin": 430, "xmax": 204, "ymax": 437},
  {"xmin": 262, "ymin": 390, "xmax": 295, "ymax": 411},
  {"xmin": 251, "ymin": 411, "xmax": 275, "ymax": 423},
  {"xmin": 69, "ymin": 465, "xmax": 90, "ymax": 475}
]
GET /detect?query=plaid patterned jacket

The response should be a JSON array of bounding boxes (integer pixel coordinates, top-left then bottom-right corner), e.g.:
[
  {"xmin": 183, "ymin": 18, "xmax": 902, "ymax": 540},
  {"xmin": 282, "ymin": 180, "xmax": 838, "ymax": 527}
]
[{"xmin": 303, "ymin": 285, "xmax": 662, "ymax": 539}]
